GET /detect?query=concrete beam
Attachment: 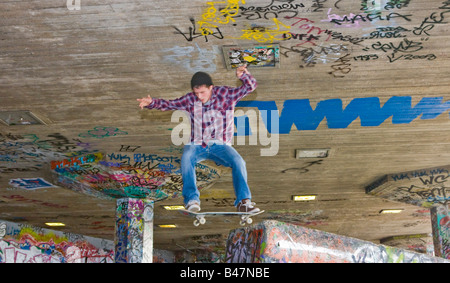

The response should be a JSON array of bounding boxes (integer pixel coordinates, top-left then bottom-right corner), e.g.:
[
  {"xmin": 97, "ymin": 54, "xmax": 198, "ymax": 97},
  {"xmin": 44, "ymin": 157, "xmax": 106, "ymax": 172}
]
[{"xmin": 226, "ymin": 220, "xmax": 449, "ymax": 263}]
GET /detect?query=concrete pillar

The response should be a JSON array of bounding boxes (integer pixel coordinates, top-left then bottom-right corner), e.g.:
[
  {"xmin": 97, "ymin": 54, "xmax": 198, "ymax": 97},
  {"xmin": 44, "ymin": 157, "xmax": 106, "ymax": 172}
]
[
  {"xmin": 430, "ymin": 205, "xmax": 450, "ymax": 260},
  {"xmin": 114, "ymin": 198, "xmax": 154, "ymax": 263}
]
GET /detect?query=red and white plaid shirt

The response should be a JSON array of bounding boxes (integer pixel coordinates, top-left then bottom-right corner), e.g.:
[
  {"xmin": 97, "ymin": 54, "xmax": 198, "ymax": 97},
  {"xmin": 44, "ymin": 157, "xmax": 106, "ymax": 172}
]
[{"xmin": 146, "ymin": 73, "xmax": 257, "ymax": 146}]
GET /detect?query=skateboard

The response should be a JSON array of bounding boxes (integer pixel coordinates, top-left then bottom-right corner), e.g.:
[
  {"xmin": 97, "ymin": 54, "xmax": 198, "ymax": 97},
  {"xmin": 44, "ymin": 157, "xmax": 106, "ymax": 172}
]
[{"xmin": 179, "ymin": 210, "xmax": 265, "ymax": 227}]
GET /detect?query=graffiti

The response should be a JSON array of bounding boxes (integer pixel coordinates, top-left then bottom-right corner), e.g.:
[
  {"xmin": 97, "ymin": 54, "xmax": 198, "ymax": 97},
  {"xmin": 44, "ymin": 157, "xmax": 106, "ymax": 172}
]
[
  {"xmin": 163, "ymin": 43, "xmax": 219, "ymax": 73},
  {"xmin": 78, "ymin": 126, "xmax": 128, "ymax": 139},
  {"xmin": 360, "ymin": 0, "xmax": 383, "ymax": 13},
  {"xmin": 391, "ymin": 168, "xmax": 450, "ymax": 181},
  {"xmin": 289, "ymin": 16, "xmax": 332, "ymax": 40},
  {"xmin": 53, "ymin": 151, "xmax": 220, "ymax": 201},
  {"xmin": 225, "ymin": 227, "xmax": 265, "ymax": 263},
  {"xmin": 280, "ymin": 44, "xmax": 349, "ymax": 67},
  {"xmin": 265, "ymin": 210, "xmax": 327, "ymax": 227},
  {"xmin": 324, "ymin": 8, "xmax": 367, "ymax": 28},
  {"xmin": 26, "ymin": 133, "xmax": 92, "ymax": 154},
  {"xmin": 371, "ymin": 38, "xmax": 424, "ymax": 54},
  {"xmin": 329, "ymin": 11, "xmax": 412, "ymax": 26},
  {"xmin": 235, "ymin": 0, "xmax": 305, "ymax": 20},
  {"xmin": 226, "ymin": 220, "xmax": 448, "ymax": 263},
  {"xmin": 115, "ymin": 199, "xmax": 153, "ymax": 263},
  {"xmin": 281, "ymin": 159, "xmax": 324, "ymax": 174},
  {"xmin": 328, "ymin": 30, "xmax": 365, "ymax": 45},
  {"xmin": 174, "ymin": 18, "xmax": 224, "ymax": 42},
  {"xmin": 235, "ymin": 18, "xmax": 292, "ymax": 43},
  {"xmin": 395, "ymin": 185, "xmax": 450, "ymax": 206},
  {"xmin": 119, "ymin": 145, "xmax": 141, "ymax": 152},
  {"xmin": 387, "ymin": 53, "xmax": 437, "ymax": 63},
  {"xmin": 366, "ymin": 26, "xmax": 409, "ymax": 39},
  {"xmin": 353, "ymin": 54, "xmax": 379, "ymax": 61},
  {"xmin": 367, "ymin": 166, "xmax": 450, "ymax": 208},
  {"xmin": 0, "ymin": 220, "xmax": 113, "ymax": 263},
  {"xmin": 8, "ymin": 178, "xmax": 56, "ymax": 190},
  {"xmin": 312, "ymin": 0, "xmax": 327, "ymax": 12},
  {"xmin": 413, "ymin": 1, "xmax": 450, "ymax": 36},
  {"xmin": 362, "ymin": 0, "xmax": 411, "ymax": 12},
  {"xmin": 328, "ymin": 53, "xmax": 352, "ymax": 77},
  {"xmin": 0, "ymin": 133, "xmax": 97, "ymax": 174},
  {"xmin": 431, "ymin": 205, "xmax": 450, "ymax": 259},
  {"xmin": 197, "ymin": 0, "xmax": 245, "ymax": 36},
  {"xmin": 50, "ymin": 153, "xmax": 103, "ymax": 170},
  {"xmin": 236, "ymin": 96, "xmax": 450, "ymax": 134}
]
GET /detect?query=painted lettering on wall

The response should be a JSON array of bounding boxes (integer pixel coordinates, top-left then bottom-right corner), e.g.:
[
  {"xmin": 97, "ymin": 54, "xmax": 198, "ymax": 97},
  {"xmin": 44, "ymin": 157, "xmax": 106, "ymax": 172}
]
[{"xmin": 236, "ymin": 96, "xmax": 450, "ymax": 134}]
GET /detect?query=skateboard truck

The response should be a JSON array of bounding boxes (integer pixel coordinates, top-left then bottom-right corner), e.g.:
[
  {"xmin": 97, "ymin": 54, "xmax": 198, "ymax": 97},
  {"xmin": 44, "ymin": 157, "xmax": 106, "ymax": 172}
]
[{"xmin": 180, "ymin": 210, "xmax": 264, "ymax": 227}]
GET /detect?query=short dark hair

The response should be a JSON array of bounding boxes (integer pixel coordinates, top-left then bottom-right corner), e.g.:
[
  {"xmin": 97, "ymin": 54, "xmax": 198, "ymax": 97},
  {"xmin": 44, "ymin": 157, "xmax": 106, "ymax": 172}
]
[{"xmin": 191, "ymin": 72, "xmax": 213, "ymax": 89}]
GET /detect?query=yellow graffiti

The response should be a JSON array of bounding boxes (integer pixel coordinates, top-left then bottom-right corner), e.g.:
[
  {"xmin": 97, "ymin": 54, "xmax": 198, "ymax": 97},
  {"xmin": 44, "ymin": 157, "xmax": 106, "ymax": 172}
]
[
  {"xmin": 235, "ymin": 18, "xmax": 292, "ymax": 43},
  {"xmin": 198, "ymin": 0, "xmax": 245, "ymax": 36}
]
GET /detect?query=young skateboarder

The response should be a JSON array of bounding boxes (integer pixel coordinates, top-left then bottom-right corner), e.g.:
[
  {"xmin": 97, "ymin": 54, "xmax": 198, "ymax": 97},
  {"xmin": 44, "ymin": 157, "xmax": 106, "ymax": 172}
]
[{"xmin": 137, "ymin": 65, "xmax": 260, "ymax": 213}]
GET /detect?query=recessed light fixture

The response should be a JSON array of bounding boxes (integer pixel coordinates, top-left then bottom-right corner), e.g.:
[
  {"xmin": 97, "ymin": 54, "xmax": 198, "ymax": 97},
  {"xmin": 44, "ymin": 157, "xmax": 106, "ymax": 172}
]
[
  {"xmin": 380, "ymin": 209, "xmax": 403, "ymax": 214},
  {"xmin": 158, "ymin": 224, "xmax": 177, "ymax": 228},
  {"xmin": 45, "ymin": 222, "xmax": 66, "ymax": 227},
  {"xmin": 296, "ymin": 149, "xmax": 330, "ymax": 159},
  {"xmin": 292, "ymin": 195, "xmax": 317, "ymax": 201},
  {"xmin": 163, "ymin": 205, "xmax": 185, "ymax": 211},
  {"xmin": 0, "ymin": 111, "xmax": 47, "ymax": 126}
]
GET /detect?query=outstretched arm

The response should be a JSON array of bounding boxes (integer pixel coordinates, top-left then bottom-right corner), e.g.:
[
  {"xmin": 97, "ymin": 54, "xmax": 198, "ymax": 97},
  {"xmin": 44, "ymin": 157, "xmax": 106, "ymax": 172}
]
[{"xmin": 137, "ymin": 93, "xmax": 192, "ymax": 111}]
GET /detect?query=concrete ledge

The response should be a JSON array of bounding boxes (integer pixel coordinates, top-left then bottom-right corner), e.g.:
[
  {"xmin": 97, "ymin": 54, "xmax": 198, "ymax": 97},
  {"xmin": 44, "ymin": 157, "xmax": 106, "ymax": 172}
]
[{"xmin": 226, "ymin": 220, "xmax": 449, "ymax": 263}]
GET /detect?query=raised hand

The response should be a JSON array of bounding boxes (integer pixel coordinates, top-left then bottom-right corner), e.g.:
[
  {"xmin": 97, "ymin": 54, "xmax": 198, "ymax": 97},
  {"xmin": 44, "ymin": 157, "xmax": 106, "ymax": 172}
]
[{"xmin": 236, "ymin": 64, "xmax": 250, "ymax": 79}]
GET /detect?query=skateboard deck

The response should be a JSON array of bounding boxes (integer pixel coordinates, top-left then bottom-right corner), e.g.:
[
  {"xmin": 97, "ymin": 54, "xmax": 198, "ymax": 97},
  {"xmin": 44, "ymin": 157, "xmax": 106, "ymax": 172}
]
[{"xmin": 179, "ymin": 209, "xmax": 265, "ymax": 226}]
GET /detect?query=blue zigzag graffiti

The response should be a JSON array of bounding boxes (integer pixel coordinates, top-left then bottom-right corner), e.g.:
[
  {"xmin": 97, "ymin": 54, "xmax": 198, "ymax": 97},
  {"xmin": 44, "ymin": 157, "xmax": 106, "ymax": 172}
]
[{"xmin": 235, "ymin": 96, "xmax": 450, "ymax": 134}]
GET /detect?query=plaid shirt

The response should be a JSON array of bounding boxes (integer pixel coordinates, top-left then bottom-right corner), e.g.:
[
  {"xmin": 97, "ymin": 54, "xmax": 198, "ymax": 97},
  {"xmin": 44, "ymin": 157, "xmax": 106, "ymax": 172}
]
[{"xmin": 146, "ymin": 73, "xmax": 257, "ymax": 146}]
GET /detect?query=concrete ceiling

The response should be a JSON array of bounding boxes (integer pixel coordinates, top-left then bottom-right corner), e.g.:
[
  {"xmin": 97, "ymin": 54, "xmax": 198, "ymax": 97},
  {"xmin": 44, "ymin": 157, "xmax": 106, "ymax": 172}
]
[{"xmin": 1, "ymin": 0, "xmax": 450, "ymax": 253}]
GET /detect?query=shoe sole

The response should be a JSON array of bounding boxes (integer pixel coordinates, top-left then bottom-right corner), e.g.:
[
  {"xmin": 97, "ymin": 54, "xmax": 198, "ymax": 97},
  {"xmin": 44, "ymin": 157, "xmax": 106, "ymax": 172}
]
[{"xmin": 186, "ymin": 206, "xmax": 201, "ymax": 213}]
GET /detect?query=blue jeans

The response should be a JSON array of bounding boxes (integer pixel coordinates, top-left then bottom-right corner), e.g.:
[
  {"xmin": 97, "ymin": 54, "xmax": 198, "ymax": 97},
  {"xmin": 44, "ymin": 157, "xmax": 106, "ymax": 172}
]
[{"xmin": 181, "ymin": 144, "xmax": 251, "ymax": 207}]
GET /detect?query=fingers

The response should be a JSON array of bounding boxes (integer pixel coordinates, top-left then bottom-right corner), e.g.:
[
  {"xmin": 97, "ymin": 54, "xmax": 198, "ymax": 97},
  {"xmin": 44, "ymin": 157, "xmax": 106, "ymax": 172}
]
[
  {"xmin": 236, "ymin": 64, "xmax": 249, "ymax": 78},
  {"xmin": 137, "ymin": 95, "xmax": 152, "ymax": 109}
]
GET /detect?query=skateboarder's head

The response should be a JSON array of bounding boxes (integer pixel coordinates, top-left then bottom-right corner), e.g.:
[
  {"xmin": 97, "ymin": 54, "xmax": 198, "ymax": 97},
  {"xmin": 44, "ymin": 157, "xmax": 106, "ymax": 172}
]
[
  {"xmin": 191, "ymin": 72, "xmax": 213, "ymax": 89},
  {"xmin": 191, "ymin": 72, "xmax": 214, "ymax": 104}
]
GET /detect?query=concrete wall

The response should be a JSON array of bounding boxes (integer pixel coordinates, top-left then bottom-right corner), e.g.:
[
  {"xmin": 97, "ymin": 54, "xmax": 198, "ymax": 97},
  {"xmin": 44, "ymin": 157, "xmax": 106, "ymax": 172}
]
[
  {"xmin": 0, "ymin": 220, "xmax": 114, "ymax": 263},
  {"xmin": 0, "ymin": 219, "xmax": 179, "ymax": 263},
  {"xmin": 226, "ymin": 220, "xmax": 449, "ymax": 263}
]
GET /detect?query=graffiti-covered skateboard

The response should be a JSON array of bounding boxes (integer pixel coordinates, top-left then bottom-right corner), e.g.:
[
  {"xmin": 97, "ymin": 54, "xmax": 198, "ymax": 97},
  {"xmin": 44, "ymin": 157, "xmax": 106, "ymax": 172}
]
[{"xmin": 179, "ymin": 210, "xmax": 265, "ymax": 227}]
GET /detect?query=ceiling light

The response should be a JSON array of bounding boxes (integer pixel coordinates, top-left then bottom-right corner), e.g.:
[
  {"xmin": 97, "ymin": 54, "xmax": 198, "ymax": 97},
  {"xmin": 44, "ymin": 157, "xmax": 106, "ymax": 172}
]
[
  {"xmin": 296, "ymin": 149, "xmax": 330, "ymax": 159},
  {"xmin": 293, "ymin": 195, "xmax": 317, "ymax": 201},
  {"xmin": 45, "ymin": 222, "xmax": 66, "ymax": 227},
  {"xmin": 158, "ymin": 224, "xmax": 177, "ymax": 228},
  {"xmin": 163, "ymin": 205, "xmax": 185, "ymax": 210},
  {"xmin": 380, "ymin": 209, "xmax": 403, "ymax": 214}
]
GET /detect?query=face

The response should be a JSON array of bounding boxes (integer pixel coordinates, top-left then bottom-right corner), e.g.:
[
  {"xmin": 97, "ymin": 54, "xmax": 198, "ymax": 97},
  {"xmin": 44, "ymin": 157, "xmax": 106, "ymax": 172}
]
[{"xmin": 193, "ymin": 85, "xmax": 213, "ymax": 104}]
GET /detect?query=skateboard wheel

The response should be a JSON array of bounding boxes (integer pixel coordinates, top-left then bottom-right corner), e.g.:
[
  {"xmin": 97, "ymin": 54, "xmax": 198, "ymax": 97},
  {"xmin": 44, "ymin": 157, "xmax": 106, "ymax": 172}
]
[
  {"xmin": 239, "ymin": 221, "xmax": 246, "ymax": 226},
  {"xmin": 199, "ymin": 217, "xmax": 206, "ymax": 225},
  {"xmin": 246, "ymin": 217, "xmax": 253, "ymax": 224},
  {"xmin": 193, "ymin": 220, "xmax": 200, "ymax": 226}
]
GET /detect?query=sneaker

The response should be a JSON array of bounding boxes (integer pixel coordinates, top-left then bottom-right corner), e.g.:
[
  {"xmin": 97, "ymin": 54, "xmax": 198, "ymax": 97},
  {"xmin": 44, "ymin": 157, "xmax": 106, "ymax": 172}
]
[
  {"xmin": 185, "ymin": 200, "xmax": 201, "ymax": 212},
  {"xmin": 237, "ymin": 199, "xmax": 260, "ymax": 213}
]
